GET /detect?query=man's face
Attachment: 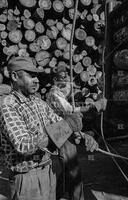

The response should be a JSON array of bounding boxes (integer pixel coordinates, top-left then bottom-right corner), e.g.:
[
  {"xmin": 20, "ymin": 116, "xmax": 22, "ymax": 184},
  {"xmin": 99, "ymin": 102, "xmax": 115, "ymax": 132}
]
[{"xmin": 14, "ymin": 70, "xmax": 39, "ymax": 96}]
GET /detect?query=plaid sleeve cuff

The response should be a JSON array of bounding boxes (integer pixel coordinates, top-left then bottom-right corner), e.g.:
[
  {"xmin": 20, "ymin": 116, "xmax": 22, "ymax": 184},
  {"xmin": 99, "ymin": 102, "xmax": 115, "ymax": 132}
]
[{"xmin": 45, "ymin": 120, "xmax": 72, "ymax": 149}]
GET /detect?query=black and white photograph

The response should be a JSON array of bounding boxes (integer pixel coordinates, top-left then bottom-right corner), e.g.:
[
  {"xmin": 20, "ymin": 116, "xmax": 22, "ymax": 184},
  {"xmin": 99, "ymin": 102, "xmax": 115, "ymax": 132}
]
[{"xmin": 0, "ymin": 0, "xmax": 128, "ymax": 199}]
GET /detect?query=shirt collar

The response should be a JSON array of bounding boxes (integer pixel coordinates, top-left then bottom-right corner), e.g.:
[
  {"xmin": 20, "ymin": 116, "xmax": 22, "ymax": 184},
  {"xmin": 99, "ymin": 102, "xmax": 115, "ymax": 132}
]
[{"xmin": 12, "ymin": 90, "xmax": 37, "ymax": 103}]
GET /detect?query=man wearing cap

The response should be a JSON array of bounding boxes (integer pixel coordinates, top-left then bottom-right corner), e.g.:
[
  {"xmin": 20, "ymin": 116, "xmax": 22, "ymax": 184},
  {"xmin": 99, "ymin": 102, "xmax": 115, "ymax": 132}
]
[
  {"xmin": 0, "ymin": 56, "xmax": 87, "ymax": 200},
  {"xmin": 46, "ymin": 66, "xmax": 101, "ymax": 200}
]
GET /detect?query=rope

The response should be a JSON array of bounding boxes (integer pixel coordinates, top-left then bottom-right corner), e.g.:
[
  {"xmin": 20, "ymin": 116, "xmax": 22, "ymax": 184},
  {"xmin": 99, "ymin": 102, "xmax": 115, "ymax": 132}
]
[
  {"xmin": 69, "ymin": 0, "xmax": 79, "ymax": 112},
  {"xmin": 0, "ymin": 176, "xmax": 9, "ymax": 181},
  {"xmin": 97, "ymin": 148, "xmax": 128, "ymax": 160}
]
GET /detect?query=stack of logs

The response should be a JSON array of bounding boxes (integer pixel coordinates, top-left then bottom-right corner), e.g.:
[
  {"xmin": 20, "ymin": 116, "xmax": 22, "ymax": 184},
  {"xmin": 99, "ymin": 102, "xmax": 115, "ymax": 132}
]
[{"xmin": 0, "ymin": 0, "xmax": 105, "ymax": 104}]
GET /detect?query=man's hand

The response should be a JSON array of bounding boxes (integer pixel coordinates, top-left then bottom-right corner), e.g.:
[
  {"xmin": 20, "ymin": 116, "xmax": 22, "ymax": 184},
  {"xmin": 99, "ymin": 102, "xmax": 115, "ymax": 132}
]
[
  {"xmin": 37, "ymin": 134, "xmax": 49, "ymax": 150},
  {"xmin": 83, "ymin": 133, "xmax": 99, "ymax": 152},
  {"xmin": 94, "ymin": 97, "xmax": 107, "ymax": 112},
  {"xmin": 80, "ymin": 104, "xmax": 94, "ymax": 113},
  {"xmin": 65, "ymin": 112, "xmax": 83, "ymax": 132}
]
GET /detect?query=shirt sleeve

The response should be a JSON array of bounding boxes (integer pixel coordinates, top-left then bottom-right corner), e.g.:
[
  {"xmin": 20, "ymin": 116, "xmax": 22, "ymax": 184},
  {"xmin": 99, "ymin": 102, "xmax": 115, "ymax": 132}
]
[
  {"xmin": 44, "ymin": 102, "xmax": 73, "ymax": 148},
  {"xmin": 0, "ymin": 104, "xmax": 41, "ymax": 155},
  {"xmin": 47, "ymin": 91, "xmax": 73, "ymax": 117}
]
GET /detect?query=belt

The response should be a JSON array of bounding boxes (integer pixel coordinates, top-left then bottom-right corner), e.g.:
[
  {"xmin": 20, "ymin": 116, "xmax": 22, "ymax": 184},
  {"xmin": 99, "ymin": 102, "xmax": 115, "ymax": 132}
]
[
  {"xmin": 11, "ymin": 158, "xmax": 52, "ymax": 173},
  {"xmin": 36, "ymin": 159, "xmax": 52, "ymax": 168}
]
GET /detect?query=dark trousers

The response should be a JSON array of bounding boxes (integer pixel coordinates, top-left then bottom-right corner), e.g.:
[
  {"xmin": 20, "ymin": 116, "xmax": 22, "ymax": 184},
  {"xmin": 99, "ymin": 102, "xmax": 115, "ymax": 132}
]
[
  {"xmin": 0, "ymin": 166, "xmax": 11, "ymax": 200},
  {"xmin": 56, "ymin": 140, "xmax": 84, "ymax": 200}
]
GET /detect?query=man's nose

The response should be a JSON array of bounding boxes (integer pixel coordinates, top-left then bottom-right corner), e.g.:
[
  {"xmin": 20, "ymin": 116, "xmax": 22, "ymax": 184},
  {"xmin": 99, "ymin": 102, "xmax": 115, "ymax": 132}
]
[{"xmin": 33, "ymin": 77, "xmax": 39, "ymax": 83}]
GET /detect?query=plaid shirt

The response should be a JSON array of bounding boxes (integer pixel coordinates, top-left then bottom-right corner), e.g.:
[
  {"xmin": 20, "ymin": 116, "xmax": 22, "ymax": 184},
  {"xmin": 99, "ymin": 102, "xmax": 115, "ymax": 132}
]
[{"xmin": 0, "ymin": 91, "xmax": 62, "ymax": 172}]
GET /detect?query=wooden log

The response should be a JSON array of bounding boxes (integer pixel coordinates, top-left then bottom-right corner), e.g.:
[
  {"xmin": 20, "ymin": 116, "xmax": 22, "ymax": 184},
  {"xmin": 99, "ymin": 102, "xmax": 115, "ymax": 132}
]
[
  {"xmin": 37, "ymin": 35, "xmax": 51, "ymax": 50},
  {"xmin": 82, "ymin": 56, "xmax": 92, "ymax": 67},
  {"xmin": 0, "ymin": 0, "xmax": 8, "ymax": 8},
  {"xmin": 1, "ymin": 40, "xmax": 7, "ymax": 46},
  {"xmin": 62, "ymin": 17, "xmax": 70, "ymax": 25},
  {"xmin": 86, "ymin": 14, "xmax": 93, "ymax": 21},
  {"xmin": 75, "ymin": 28, "xmax": 87, "ymax": 40},
  {"xmin": 23, "ymin": 18, "xmax": 35, "ymax": 29},
  {"xmin": 46, "ymin": 19, "xmax": 57, "ymax": 27},
  {"xmin": 49, "ymin": 57, "xmax": 57, "ymax": 68},
  {"xmin": 54, "ymin": 49, "xmax": 63, "ymax": 58},
  {"xmin": 80, "ymin": 0, "xmax": 91, "ymax": 6},
  {"xmin": 82, "ymin": 87, "xmax": 90, "ymax": 97},
  {"xmin": 44, "ymin": 68, "xmax": 51, "ymax": 74},
  {"xmin": 46, "ymin": 26, "xmax": 59, "ymax": 39},
  {"xmin": 56, "ymin": 22, "xmax": 63, "ymax": 31},
  {"xmin": 0, "ymin": 13, "xmax": 7, "ymax": 22},
  {"xmin": 8, "ymin": 9, "xmax": 13, "ymax": 16},
  {"xmin": 19, "ymin": 0, "xmax": 36, "ymax": 8},
  {"xmin": 0, "ymin": 23, "xmax": 6, "ymax": 31},
  {"xmin": 0, "ymin": 31, "xmax": 8, "ymax": 39},
  {"xmin": 56, "ymin": 37, "xmax": 67, "ymax": 50},
  {"xmin": 35, "ymin": 22, "xmax": 45, "ymax": 34},
  {"xmin": 80, "ymin": 9, "xmax": 88, "ymax": 20},
  {"xmin": 96, "ymin": 71, "xmax": 102, "ymax": 79},
  {"xmin": 29, "ymin": 42, "xmax": 40, "ymax": 52},
  {"xmin": 63, "ymin": 51, "xmax": 70, "ymax": 60},
  {"xmin": 92, "ymin": 0, "xmax": 99, "ymax": 4},
  {"xmin": 38, "ymin": 0, "xmax": 52, "ymax": 10},
  {"xmin": 85, "ymin": 36, "xmax": 95, "ymax": 47},
  {"xmin": 37, "ymin": 66, "xmax": 45, "ymax": 73},
  {"xmin": 88, "ymin": 76, "xmax": 97, "ymax": 86},
  {"xmin": 23, "ymin": 9, "xmax": 31, "ymax": 18},
  {"xmin": 93, "ymin": 13, "xmax": 99, "ymax": 21},
  {"xmin": 18, "ymin": 42, "xmax": 27, "ymax": 49},
  {"xmin": 100, "ymin": 11, "xmax": 104, "ymax": 21},
  {"xmin": 7, "ymin": 20, "xmax": 19, "ymax": 31},
  {"xmin": 68, "ymin": 8, "xmax": 80, "ymax": 20},
  {"xmin": 14, "ymin": 7, "xmax": 20, "ymax": 16},
  {"xmin": 53, "ymin": 0, "xmax": 64, "ymax": 13},
  {"xmin": 80, "ymin": 71, "xmax": 89, "ymax": 82},
  {"xmin": 73, "ymin": 54, "xmax": 81, "ymax": 63},
  {"xmin": 24, "ymin": 30, "xmax": 36, "ymax": 42},
  {"xmin": 81, "ymin": 50, "xmax": 87, "ymax": 56},
  {"xmin": 46, "ymin": 29, "xmax": 56, "ymax": 40},
  {"xmin": 35, "ymin": 8, "xmax": 45, "ymax": 20},
  {"xmin": 8, "ymin": 30, "xmax": 23, "ymax": 43},
  {"xmin": 61, "ymin": 27, "xmax": 71, "ymax": 41},
  {"xmin": 74, "ymin": 62, "xmax": 83, "ymax": 74},
  {"xmin": 63, "ymin": 0, "xmax": 74, "ymax": 8},
  {"xmin": 35, "ymin": 50, "xmax": 51, "ymax": 67},
  {"xmin": 3, "ymin": 45, "xmax": 19, "ymax": 56},
  {"xmin": 87, "ymin": 65, "xmax": 97, "ymax": 75},
  {"xmin": 18, "ymin": 48, "xmax": 29, "ymax": 57}
]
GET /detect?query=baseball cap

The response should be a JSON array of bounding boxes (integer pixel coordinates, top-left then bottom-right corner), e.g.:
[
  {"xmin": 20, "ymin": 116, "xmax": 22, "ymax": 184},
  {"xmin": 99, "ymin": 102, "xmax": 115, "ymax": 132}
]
[{"xmin": 7, "ymin": 56, "xmax": 39, "ymax": 73}]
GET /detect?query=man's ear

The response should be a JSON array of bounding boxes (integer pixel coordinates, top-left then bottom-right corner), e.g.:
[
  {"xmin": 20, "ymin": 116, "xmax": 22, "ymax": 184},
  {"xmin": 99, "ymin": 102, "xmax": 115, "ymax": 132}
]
[{"xmin": 11, "ymin": 71, "xmax": 18, "ymax": 81}]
